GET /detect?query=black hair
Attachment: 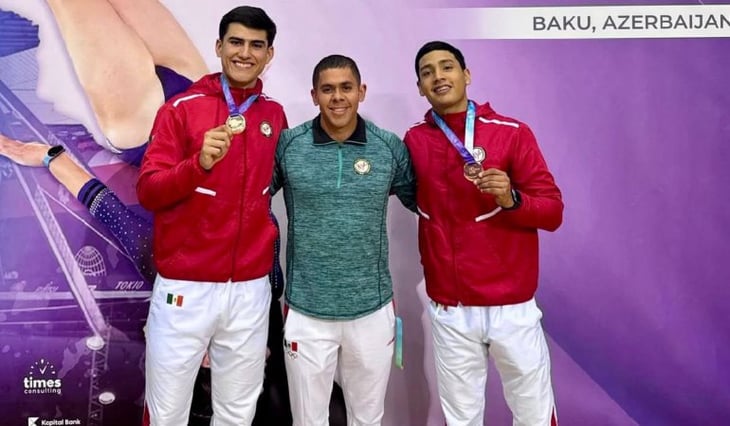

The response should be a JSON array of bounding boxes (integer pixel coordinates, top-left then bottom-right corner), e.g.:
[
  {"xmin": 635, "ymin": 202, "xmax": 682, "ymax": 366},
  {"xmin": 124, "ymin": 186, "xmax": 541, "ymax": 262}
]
[
  {"xmin": 414, "ymin": 41, "xmax": 466, "ymax": 79},
  {"xmin": 219, "ymin": 6, "xmax": 277, "ymax": 46},
  {"xmin": 312, "ymin": 54, "xmax": 362, "ymax": 88}
]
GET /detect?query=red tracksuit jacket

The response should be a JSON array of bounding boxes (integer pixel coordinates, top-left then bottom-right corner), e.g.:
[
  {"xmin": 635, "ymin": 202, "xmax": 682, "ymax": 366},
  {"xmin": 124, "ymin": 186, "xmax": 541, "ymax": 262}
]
[
  {"xmin": 404, "ymin": 102, "xmax": 563, "ymax": 306},
  {"xmin": 137, "ymin": 73, "xmax": 287, "ymax": 283}
]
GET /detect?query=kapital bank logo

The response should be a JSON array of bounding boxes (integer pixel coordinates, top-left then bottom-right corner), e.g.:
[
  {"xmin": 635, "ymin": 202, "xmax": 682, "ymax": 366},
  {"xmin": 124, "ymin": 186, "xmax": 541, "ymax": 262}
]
[{"xmin": 28, "ymin": 418, "xmax": 81, "ymax": 426}]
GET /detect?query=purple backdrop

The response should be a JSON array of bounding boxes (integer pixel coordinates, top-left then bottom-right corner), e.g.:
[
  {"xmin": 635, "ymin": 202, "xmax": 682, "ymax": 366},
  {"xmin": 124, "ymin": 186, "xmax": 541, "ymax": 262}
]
[
  {"xmin": 1, "ymin": 0, "xmax": 729, "ymax": 425},
  {"xmin": 417, "ymin": 1, "xmax": 730, "ymax": 424}
]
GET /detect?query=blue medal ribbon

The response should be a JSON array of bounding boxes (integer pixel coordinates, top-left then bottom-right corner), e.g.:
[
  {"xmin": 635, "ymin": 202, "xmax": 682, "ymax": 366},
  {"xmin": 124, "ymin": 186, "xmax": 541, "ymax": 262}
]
[
  {"xmin": 431, "ymin": 100, "xmax": 477, "ymax": 164},
  {"xmin": 220, "ymin": 74, "xmax": 259, "ymax": 118}
]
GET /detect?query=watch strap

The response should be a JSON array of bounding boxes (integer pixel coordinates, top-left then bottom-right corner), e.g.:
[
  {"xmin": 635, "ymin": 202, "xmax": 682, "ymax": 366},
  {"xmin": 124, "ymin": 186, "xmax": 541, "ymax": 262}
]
[
  {"xmin": 43, "ymin": 145, "xmax": 65, "ymax": 168},
  {"xmin": 503, "ymin": 188, "xmax": 522, "ymax": 210}
]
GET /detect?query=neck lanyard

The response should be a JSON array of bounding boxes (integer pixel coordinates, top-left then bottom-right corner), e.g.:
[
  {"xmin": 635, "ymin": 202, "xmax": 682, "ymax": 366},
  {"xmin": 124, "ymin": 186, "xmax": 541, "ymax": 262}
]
[
  {"xmin": 221, "ymin": 74, "xmax": 259, "ymax": 133},
  {"xmin": 432, "ymin": 101, "xmax": 483, "ymax": 180}
]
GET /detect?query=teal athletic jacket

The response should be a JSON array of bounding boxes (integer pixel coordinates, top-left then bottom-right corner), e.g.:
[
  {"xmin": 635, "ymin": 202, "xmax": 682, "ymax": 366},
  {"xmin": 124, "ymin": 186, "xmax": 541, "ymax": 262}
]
[{"xmin": 272, "ymin": 115, "xmax": 416, "ymax": 319}]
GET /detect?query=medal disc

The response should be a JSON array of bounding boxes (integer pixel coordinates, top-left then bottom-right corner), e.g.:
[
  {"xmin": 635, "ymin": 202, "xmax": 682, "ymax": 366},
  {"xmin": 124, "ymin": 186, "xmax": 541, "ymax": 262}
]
[
  {"xmin": 463, "ymin": 162, "xmax": 483, "ymax": 180},
  {"xmin": 226, "ymin": 115, "xmax": 246, "ymax": 134}
]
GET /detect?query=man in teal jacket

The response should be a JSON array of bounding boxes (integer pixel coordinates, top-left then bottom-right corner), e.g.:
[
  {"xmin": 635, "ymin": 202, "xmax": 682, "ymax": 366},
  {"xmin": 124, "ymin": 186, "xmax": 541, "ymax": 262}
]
[{"xmin": 272, "ymin": 54, "xmax": 415, "ymax": 426}]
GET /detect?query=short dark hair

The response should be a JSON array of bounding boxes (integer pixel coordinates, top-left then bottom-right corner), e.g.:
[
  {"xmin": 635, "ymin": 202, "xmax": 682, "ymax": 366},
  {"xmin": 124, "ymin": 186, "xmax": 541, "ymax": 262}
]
[
  {"xmin": 312, "ymin": 54, "xmax": 361, "ymax": 88},
  {"xmin": 414, "ymin": 41, "xmax": 466, "ymax": 79},
  {"xmin": 219, "ymin": 6, "xmax": 277, "ymax": 46}
]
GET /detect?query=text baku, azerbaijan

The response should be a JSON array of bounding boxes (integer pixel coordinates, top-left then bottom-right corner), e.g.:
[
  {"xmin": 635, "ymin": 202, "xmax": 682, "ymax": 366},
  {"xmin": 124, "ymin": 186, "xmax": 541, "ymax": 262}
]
[{"xmin": 534, "ymin": 13, "xmax": 730, "ymax": 31}]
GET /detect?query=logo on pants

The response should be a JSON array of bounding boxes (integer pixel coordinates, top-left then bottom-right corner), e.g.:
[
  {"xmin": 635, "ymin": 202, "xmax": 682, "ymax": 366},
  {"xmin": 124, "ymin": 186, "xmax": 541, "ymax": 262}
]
[
  {"xmin": 166, "ymin": 293, "xmax": 184, "ymax": 307},
  {"xmin": 284, "ymin": 339, "xmax": 298, "ymax": 360}
]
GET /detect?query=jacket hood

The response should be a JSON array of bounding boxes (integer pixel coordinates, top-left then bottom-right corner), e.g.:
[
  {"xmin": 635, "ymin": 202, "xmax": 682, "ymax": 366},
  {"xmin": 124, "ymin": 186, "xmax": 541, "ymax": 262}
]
[
  {"xmin": 187, "ymin": 72, "xmax": 264, "ymax": 100},
  {"xmin": 423, "ymin": 101, "xmax": 495, "ymax": 126}
]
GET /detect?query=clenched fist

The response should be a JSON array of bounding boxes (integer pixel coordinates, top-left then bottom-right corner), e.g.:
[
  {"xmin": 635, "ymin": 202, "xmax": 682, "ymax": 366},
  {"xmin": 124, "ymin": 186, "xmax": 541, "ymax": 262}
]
[
  {"xmin": 473, "ymin": 168, "xmax": 515, "ymax": 208},
  {"xmin": 199, "ymin": 125, "xmax": 233, "ymax": 170}
]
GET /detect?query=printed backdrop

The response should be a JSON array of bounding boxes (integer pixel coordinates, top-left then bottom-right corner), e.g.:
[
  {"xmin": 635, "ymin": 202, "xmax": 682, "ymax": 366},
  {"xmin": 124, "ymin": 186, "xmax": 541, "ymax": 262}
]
[{"xmin": 0, "ymin": 1, "xmax": 728, "ymax": 425}]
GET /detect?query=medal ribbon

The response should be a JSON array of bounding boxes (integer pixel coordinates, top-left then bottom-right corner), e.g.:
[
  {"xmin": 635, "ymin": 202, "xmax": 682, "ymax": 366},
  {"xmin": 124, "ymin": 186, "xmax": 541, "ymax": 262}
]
[
  {"xmin": 220, "ymin": 74, "xmax": 259, "ymax": 118},
  {"xmin": 431, "ymin": 100, "xmax": 477, "ymax": 164}
]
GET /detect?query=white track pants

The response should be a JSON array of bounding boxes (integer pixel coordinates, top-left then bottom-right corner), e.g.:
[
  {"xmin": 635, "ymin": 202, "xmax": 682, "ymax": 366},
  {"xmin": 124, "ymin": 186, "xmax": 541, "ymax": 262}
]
[
  {"xmin": 145, "ymin": 274, "xmax": 271, "ymax": 426},
  {"xmin": 429, "ymin": 298, "xmax": 557, "ymax": 426},
  {"xmin": 284, "ymin": 303, "xmax": 395, "ymax": 426}
]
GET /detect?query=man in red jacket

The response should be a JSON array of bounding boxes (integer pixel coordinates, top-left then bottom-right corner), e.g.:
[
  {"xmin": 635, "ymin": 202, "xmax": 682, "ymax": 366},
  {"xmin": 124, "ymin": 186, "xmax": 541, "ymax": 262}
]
[
  {"xmin": 404, "ymin": 41, "xmax": 564, "ymax": 425},
  {"xmin": 136, "ymin": 6, "xmax": 287, "ymax": 425}
]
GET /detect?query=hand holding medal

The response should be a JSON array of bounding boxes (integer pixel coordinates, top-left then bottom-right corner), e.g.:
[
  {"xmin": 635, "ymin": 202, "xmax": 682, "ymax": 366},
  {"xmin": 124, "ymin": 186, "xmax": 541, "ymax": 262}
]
[
  {"xmin": 473, "ymin": 168, "xmax": 516, "ymax": 208},
  {"xmin": 200, "ymin": 75, "xmax": 260, "ymax": 169},
  {"xmin": 199, "ymin": 124, "xmax": 233, "ymax": 170},
  {"xmin": 432, "ymin": 101, "xmax": 515, "ymax": 207}
]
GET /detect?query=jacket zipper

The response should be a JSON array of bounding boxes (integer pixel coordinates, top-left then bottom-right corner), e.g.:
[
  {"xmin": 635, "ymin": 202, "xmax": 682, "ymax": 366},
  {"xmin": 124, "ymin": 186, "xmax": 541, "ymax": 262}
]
[
  {"xmin": 337, "ymin": 145, "xmax": 343, "ymax": 188},
  {"xmin": 231, "ymin": 133, "xmax": 246, "ymax": 279}
]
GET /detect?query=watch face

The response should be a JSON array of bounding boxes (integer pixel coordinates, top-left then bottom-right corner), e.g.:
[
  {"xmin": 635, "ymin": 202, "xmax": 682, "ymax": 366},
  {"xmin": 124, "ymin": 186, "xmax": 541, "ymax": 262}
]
[{"xmin": 48, "ymin": 145, "xmax": 65, "ymax": 157}]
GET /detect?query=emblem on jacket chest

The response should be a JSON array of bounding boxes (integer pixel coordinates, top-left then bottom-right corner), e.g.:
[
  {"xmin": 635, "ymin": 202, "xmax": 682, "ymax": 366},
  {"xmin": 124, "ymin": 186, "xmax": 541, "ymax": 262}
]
[
  {"xmin": 353, "ymin": 158, "xmax": 371, "ymax": 175},
  {"xmin": 472, "ymin": 146, "xmax": 486, "ymax": 163},
  {"xmin": 260, "ymin": 121, "xmax": 273, "ymax": 137}
]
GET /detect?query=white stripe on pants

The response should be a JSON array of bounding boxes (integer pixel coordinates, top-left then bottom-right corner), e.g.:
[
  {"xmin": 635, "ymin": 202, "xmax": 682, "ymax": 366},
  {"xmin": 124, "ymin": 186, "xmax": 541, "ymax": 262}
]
[
  {"xmin": 284, "ymin": 303, "xmax": 395, "ymax": 426},
  {"xmin": 429, "ymin": 298, "xmax": 556, "ymax": 426},
  {"xmin": 145, "ymin": 274, "xmax": 271, "ymax": 426}
]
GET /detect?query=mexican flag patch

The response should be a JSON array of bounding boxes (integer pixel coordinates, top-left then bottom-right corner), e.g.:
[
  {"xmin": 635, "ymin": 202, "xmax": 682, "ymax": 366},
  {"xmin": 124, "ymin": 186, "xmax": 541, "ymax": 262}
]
[{"xmin": 166, "ymin": 293, "xmax": 184, "ymax": 307}]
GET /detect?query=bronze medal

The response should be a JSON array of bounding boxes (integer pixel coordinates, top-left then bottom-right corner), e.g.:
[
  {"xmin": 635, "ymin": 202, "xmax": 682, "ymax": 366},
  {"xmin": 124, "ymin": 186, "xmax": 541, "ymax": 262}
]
[{"xmin": 463, "ymin": 162, "xmax": 483, "ymax": 181}]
